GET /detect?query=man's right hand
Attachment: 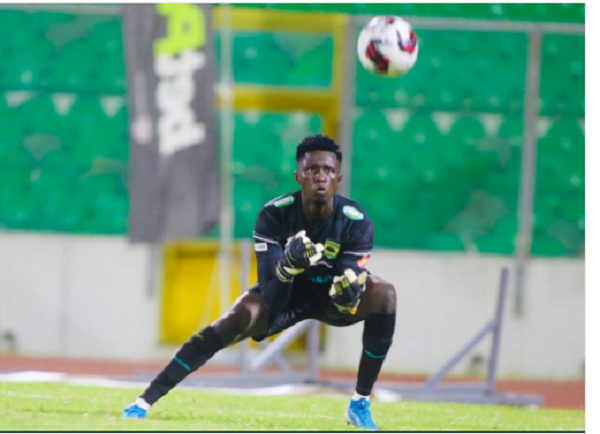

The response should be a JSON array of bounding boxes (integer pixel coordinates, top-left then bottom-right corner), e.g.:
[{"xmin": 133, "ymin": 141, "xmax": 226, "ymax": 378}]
[{"xmin": 276, "ymin": 230, "xmax": 324, "ymax": 282}]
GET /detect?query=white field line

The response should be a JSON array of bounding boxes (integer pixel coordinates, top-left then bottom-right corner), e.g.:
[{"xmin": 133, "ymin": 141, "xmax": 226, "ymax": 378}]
[{"xmin": 0, "ymin": 370, "xmax": 402, "ymax": 402}]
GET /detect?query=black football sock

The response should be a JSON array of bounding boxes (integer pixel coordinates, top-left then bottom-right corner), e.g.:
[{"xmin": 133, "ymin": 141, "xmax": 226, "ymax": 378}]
[
  {"xmin": 355, "ymin": 312, "xmax": 396, "ymax": 397},
  {"xmin": 141, "ymin": 326, "xmax": 224, "ymax": 405}
]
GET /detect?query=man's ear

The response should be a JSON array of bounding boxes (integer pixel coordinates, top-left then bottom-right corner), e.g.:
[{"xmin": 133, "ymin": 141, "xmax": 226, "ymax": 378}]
[{"xmin": 294, "ymin": 170, "xmax": 301, "ymax": 185}]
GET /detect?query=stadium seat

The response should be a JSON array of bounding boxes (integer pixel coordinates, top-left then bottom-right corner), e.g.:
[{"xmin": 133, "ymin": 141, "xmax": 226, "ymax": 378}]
[
  {"xmin": 536, "ymin": 118, "xmax": 584, "ymax": 193},
  {"xmin": 233, "ymin": 180, "xmax": 268, "ymax": 238},
  {"xmin": 68, "ymin": 96, "xmax": 112, "ymax": 139},
  {"xmin": 46, "ymin": 39, "xmax": 95, "ymax": 92},
  {"xmin": 89, "ymin": 190, "xmax": 129, "ymax": 234},
  {"xmin": 0, "ymin": 39, "xmax": 54, "ymax": 89},
  {"xmin": 498, "ymin": 117, "xmax": 524, "ymax": 148},
  {"xmin": 561, "ymin": 192, "xmax": 584, "ymax": 225},
  {"xmin": 0, "ymin": 105, "xmax": 25, "ymax": 149},
  {"xmin": 426, "ymin": 232, "xmax": 464, "ymax": 252},
  {"xmin": 93, "ymin": 52, "xmax": 127, "ymax": 94},
  {"xmin": 539, "ymin": 118, "xmax": 584, "ymax": 154},
  {"xmin": 19, "ymin": 94, "xmax": 74, "ymax": 144},
  {"xmin": 0, "ymin": 10, "xmax": 30, "ymax": 42},
  {"xmin": 0, "ymin": 196, "xmax": 40, "ymax": 230},
  {"xmin": 88, "ymin": 20, "xmax": 123, "ymax": 56},
  {"xmin": 29, "ymin": 10, "xmax": 74, "ymax": 28},
  {"xmin": 540, "ymin": 35, "xmax": 585, "ymax": 116},
  {"xmin": 275, "ymin": 35, "xmax": 333, "ymax": 88},
  {"xmin": 229, "ymin": 32, "xmax": 293, "ymax": 85},
  {"xmin": 352, "ymin": 109, "xmax": 392, "ymax": 147},
  {"xmin": 447, "ymin": 115, "xmax": 487, "ymax": 148}
]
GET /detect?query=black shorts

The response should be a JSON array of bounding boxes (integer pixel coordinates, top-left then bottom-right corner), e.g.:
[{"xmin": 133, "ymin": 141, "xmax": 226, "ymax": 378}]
[{"xmin": 249, "ymin": 283, "xmax": 362, "ymax": 342}]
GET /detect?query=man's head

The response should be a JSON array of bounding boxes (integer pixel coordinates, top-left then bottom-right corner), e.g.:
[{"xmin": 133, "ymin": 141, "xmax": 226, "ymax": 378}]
[{"xmin": 295, "ymin": 135, "xmax": 343, "ymax": 205}]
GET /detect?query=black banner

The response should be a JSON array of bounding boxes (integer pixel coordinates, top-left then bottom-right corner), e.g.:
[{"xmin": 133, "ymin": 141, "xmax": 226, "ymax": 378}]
[{"xmin": 123, "ymin": 4, "xmax": 219, "ymax": 243}]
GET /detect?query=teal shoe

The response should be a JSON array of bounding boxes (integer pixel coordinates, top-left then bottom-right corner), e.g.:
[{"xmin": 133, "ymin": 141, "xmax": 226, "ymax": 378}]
[
  {"xmin": 345, "ymin": 397, "xmax": 379, "ymax": 430},
  {"xmin": 122, "ymin": 403, "xmax": 147, "ymax": 419}
]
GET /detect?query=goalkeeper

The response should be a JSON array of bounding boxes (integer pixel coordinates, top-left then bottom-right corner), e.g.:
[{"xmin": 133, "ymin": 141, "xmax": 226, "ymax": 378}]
[{"xmin": 123, "ymin": 135, "xmax": 397, "ymax": 430}]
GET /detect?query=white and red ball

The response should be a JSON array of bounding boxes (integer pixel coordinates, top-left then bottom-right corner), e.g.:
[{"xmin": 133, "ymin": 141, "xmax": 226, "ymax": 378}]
[{"xmin": 357, "ymin": 15, "xmax": 419, "ymax": 77}]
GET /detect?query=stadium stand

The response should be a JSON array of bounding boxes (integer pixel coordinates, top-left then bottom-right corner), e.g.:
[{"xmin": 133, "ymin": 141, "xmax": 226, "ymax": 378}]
[{"xmin": 0, "ymin": 4, "xmax": 584, "ymax": 257}]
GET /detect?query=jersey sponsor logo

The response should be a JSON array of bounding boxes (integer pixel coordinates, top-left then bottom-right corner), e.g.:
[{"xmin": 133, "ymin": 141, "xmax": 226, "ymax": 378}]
[
  {"xmin": 343, "ymin": 205, "xmax": 364, "ymax": 220},
  {"xmin": 273, "ymin": 195, "xmax": 295, "ymax": 208},
  {"xmin": 357, "ymin": 253, "xmax": 371, "ymax": 268},
  {"xmin": 254, "ymin": 242, "xmax": 268, "ymax": 252},
  {"xmin": 324, "ymin": 239, "xmax": 340, "ymax": 260}
]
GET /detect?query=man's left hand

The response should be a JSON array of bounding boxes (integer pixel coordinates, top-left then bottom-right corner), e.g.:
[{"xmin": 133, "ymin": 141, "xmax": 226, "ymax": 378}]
[{"xmin": 329, "ymin": 269, "xmax": 367, "ymax": 314}]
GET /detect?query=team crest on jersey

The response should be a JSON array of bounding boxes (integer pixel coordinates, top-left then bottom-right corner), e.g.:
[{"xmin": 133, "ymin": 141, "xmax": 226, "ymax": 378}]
[
  {"xmin": 343, "ymin": 205, "xmax": 364, "ymax": 220},
  {"xmin": 323, "ymin": 239, "xmax": 340, "ymax": 260},
  {"xmin": 273, "ymin": 195, "xmax": 295, "ymax": 208}
]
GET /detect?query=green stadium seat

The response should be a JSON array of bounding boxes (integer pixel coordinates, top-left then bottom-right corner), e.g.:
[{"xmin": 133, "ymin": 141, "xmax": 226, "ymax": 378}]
[
  {"xmin": 0, "ymin": 145, "xmax": 33, "ymax": 170},
  {"xmin": 355, "ymin": 66, "xmax": 408, "ymax": 108},
  {"xmin": 0, "ymin": 170, "xmax": 30, "ymax": 208},
  {"xmin": 541, "ymin": 35, "xmax": 585, "ymax": 116},
  {"xmin": 498, "ymin": 117, "xmax": 524, "ymax": 148},
  {"xmin": 68, "ymin": 96, "xmax": 112, "ymax": 138},
  {"xmin": 93, "ymin": 52, "xmax": 127, "ymax": 93},
  {"xmin": 0, "ymin": 197, "xmax": 39, "ymax": 229},
  {"xmin": 447, "ymin": 115, "xmax": 486, "ymax": 148},
  {"xmin": 0, "ymin": 10, "xmax": 42, "ymax": 51},
  {"xmin": 233, "ymin": 180, "xmax": 268, "ymax": 238},
  {"xmin": 562, "ymin": 193, "xmax": 584, "ymax": 225},
  {"xmin": 352, "ymin": 110, "xmax": 391, "ymax": 147},
  {"xmin": 0, "ymin": 39, "xmax": 54, "ymax": 89},
  {"xmin": 88, "ymin": 20, "xmax": 123, "ymax": 56},
  {"xmin": 90, "ymin": 190, "xmax": 128, "ymax": 234},
  {"xmin": 475, "ymin": 233, "xmax": 515, "ymax": 255},
  {"xmin": 531, "ymin": 235, "xmax": 566, "ymax": 257},
  {"xmin": 46, "ymin": 39, "xmax": 94, "ymax": 92},
  {"xmin": 271, "ymin": 34, "xmax": 333, "ymax": 88},
  {"xmin": 227, "ymin": 32, "xmax": 293, "ymax": 85},
  {"xmin": 400, "ymin": 112, "xmax": 442, "ymax": 146},
  {"xmin": 536, "ymin": 118, "xmax": 584, "ymax": 192},
  {"xmin": 426, "ymin": 233, "xmax": 464, "ymax": 252},
  {"xmin": 233, "ymin": 113, "xmax": 284, "ymax": 173},
  {"xmin": 0, "ymin": 106, "xmax": 25, "ymax": 150},
  {"xmin": 0, "ymin": 10, "xmax": 29, "ymax": 40},
  {"xmin": 29, "ymin": 10, "xmax": 74, "ymax": 27},
  {"xmin": 19, "ymin": 94, "xmax": 74, "ymax": 144},
  {"xmin": 539, "ymin": 118, "xmax": 584, "ymax": 154}
]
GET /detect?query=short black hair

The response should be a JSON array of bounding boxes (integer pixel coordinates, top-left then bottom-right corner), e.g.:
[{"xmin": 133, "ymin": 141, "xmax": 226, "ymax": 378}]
[{"xmin": 296, "ymin": 134, "xmax": 343, "ymax": 162}]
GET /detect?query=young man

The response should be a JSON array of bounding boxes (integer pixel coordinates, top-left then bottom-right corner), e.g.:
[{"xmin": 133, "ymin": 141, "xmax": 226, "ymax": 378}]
[{"xmin": 123, "ymin": 135, "xmax": 397, "ymax": 430}]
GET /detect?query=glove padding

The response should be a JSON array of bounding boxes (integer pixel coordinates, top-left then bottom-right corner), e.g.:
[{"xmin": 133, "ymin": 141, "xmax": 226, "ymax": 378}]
[
  {"xmin": 329, "ymin": 269, "xmax": 367, "ymax": 314},
  {"xmin": 276, "ymin": 230, "xmax": 324, "ymax": 282}
]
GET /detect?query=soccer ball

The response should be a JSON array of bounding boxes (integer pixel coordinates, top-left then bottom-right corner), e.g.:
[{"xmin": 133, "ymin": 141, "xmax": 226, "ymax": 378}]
[{"xmin": 357, "ymin": 15, "xmax": 418, "ymax": 77}]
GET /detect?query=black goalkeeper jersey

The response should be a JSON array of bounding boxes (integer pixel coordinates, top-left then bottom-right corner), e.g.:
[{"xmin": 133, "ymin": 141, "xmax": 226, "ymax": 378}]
[{"xmin": 252, "ymin": 190, "xmax": 373, "ymax": 313}]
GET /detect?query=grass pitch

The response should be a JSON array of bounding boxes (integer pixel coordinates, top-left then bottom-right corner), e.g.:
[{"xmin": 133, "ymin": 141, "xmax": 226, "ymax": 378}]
[{"xmin": 0, "ymin": 381, "xmax": 584, "ymax": 431}]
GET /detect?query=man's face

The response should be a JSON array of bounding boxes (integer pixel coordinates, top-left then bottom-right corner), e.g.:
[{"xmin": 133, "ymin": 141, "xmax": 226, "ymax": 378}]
[{"xmin": 295, "ymin": 150, "xmax": 342, "ymax": 204}]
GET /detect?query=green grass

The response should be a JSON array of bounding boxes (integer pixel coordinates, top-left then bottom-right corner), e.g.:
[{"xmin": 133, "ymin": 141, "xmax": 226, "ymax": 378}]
[{"xmin": 0, "ymin": 381, "xmax": 584, "ymax": 431}]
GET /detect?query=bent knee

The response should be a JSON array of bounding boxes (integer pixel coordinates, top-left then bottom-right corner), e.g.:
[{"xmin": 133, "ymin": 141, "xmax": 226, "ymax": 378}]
[
  {"xmin": 377, "ymin": 283, "xmax": 397, "ymax": 313},
  {"xmin": 366, "ymin": 276, "xmax": 397, "ymax": 314}
]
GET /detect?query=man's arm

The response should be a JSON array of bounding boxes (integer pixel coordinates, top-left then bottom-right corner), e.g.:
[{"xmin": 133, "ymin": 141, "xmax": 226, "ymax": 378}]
[
  {"xmin": 254, "ymin": 235, "xmax": 293, "ymax": 314},
  {"xmin": 329, "ymin": 218, "xmax": 374, "ymax": 313},
  {"xmin": 254, "ymin": 207, "xmax": 323, "ymax": 314}
]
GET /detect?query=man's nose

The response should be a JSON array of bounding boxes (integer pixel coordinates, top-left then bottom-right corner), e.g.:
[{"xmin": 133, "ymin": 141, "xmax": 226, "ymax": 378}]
[{"xmin": 314, "ymin": 169, "xmax": 327, "ymax": 181}]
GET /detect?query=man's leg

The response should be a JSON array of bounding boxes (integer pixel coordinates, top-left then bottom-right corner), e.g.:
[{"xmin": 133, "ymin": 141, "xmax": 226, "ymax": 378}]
[
  {"xmin": 346, "ymin": 275, "xmax": 396, "ymax": 430},
  {"xmin": 124, "ymin": 290, "xmax": 270, "ymax": 417}
]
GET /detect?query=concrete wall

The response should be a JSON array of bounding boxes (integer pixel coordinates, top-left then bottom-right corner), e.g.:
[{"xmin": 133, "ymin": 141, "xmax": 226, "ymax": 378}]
[
  {"xmin": 0, "ymin": 233, "xmax": 585, "ymax": 380},
  {"xmin": 322, "ymin": 250, "xmax": 585, "ymax": 380},
  {"xmin": 0, "ymin": 232, "xmax": 164, "ymax": 360}
]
